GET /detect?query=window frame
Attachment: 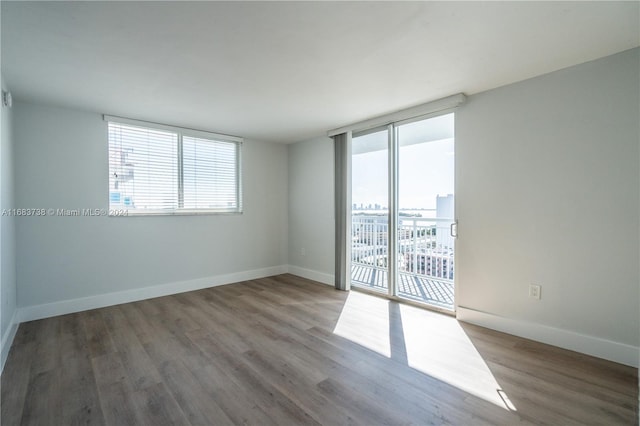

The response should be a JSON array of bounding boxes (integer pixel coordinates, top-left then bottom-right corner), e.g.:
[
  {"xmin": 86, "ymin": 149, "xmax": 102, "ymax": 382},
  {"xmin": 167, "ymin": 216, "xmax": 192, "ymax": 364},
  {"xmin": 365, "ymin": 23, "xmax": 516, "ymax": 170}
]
[{"xmin": 104, "ymin": 115, "xmax": 243, "ymax": 216}]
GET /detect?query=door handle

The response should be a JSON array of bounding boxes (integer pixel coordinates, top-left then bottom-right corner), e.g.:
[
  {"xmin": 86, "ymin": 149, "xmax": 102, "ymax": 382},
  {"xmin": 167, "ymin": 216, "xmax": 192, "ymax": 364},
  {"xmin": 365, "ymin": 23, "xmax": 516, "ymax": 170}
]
[{"xmin": 450, "ymin": 221, "xmax": 458, "ymax": 238}]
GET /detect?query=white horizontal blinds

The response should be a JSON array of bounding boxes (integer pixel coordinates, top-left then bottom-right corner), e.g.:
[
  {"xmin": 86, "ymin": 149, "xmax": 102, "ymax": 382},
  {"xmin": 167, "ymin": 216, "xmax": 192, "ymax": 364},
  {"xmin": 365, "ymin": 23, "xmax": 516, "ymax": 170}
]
[
  {"xmin": 106, "ymin": 116, "xmax": 242, "ymax": 215},
  {"xmin": 108, "ymin": 122, "xmax": 179, "ymax": 211},
  {"xmin": 182, "ymin": 136, "xmax": 239, "ymax": 211}
]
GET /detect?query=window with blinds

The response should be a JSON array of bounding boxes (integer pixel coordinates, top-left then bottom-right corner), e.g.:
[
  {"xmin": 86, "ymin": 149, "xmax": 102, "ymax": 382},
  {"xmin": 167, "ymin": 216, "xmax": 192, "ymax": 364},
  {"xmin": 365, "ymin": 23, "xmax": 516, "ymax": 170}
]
[{"xmin": 107, "ymin": 117, "xmax": 242, "ymax": 215}]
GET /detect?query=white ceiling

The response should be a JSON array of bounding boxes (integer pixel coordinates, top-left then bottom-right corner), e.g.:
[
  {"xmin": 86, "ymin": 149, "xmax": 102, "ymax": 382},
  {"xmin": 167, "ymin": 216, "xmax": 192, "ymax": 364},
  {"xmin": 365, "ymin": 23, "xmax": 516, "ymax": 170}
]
[{"xmin": 2, "ymin": 1, "xmax": 638, "ymax": 143}]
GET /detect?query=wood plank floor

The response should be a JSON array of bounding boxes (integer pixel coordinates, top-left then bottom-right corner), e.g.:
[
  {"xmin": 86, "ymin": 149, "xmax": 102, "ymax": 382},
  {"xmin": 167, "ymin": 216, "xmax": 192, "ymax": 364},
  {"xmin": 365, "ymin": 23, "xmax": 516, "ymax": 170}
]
[{"xmin": 2, "ymin": 274, "xmax": 637, "ymax": 425}]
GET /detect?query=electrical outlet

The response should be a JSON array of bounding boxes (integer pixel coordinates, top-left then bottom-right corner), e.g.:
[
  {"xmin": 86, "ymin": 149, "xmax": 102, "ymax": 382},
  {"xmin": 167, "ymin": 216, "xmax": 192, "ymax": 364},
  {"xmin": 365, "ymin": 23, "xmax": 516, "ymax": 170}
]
[
  {"xmin": 529, "ymin": 284, "xmax": 541, "ymax": 300},
  {"xmin": 300, "ymin": 247, "xmax": 306, "ymax": 256}
]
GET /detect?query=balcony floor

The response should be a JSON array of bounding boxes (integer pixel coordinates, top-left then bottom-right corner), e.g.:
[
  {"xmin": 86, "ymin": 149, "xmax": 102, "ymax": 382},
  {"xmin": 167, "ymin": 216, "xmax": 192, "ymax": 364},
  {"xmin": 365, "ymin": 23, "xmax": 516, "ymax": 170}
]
[{"xmin": 351, "ymin": 264, "xmax": 454, "ymax": 311}]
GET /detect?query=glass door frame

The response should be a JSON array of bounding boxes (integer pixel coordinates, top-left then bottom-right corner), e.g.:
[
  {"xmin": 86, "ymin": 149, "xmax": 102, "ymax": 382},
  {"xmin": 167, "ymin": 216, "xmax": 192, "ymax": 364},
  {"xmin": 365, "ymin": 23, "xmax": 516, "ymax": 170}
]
[
  {"xmin": 350, "ymin": 113, "xmax": 456, "ymax": 315},
  {"xmin": 387, "ymin": 123, "xmax": 399, "ymax": 299}
]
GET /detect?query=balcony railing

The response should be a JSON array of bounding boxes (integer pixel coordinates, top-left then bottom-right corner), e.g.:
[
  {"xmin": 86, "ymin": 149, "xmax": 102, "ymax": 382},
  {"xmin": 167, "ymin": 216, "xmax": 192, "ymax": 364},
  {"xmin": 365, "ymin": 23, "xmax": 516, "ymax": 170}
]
[{"xmin": 351, "ymin": 215, "xmax": 455, "ymax": 310}]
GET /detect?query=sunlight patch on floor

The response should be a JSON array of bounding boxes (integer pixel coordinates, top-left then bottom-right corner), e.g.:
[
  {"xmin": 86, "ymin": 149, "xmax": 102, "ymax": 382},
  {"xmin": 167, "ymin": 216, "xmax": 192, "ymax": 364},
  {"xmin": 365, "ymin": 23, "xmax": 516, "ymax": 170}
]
[
  {"xmin": 399, "ymin": 304, "xmax": 516, "ymax": 410},
  {"xmin": 333, "ymin": 291, "xmax": 516, "ymax": 411},
  {"xmin": 333, "ymin": 292, "xmax": 391, "ymax": 357}
]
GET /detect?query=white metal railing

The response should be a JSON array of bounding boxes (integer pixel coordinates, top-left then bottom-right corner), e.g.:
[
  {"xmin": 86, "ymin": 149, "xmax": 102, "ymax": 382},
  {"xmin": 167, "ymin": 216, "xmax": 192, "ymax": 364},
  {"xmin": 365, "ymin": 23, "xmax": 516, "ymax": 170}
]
[{"xmin": 351, "ymin": 215, "xmax": 454, "ymax": 281}]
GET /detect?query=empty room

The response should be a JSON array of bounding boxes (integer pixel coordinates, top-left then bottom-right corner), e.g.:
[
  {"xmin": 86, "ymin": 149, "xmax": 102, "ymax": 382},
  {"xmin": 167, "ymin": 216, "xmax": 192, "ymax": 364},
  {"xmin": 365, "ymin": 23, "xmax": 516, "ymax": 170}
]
[{"xmin": 0, "ymin": 1, "xmax": 638, "ymax": 425}]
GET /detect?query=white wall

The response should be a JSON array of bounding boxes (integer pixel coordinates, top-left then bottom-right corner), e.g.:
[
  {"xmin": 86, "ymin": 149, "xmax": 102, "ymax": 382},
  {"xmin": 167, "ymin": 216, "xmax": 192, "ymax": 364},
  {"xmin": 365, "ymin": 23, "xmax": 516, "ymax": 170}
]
[
  {"xmin": 14, "ymin": 102, "xmax": 288, "ymax": 310},
  {"xmin": 287, "ymin": 136, "xmax": 334, "ymax": 284},
  {"xmin": 455, "ymin": 48, "xmax": 639, "ymax": 358},
  {"xmin": 286, "ymin": 48, "xmax": 639, "ymax": 365},
  {"xmin": 0, "ymin": 77, "xmax": 17, "ymax": 368}
]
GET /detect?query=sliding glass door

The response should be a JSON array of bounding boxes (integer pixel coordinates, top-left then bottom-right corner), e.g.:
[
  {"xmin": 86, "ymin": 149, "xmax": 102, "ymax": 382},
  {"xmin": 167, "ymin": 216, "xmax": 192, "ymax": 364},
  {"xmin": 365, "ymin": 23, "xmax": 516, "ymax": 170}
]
[
  {"xmin": 350, "ymin": 113, "xmax": 456, "ymax": 312},
  {"xmin": 351, "ymin": 127, "xmax": 390, "ymax": 295},
  {"xmin": 396, "ymin": 114, "xmax": 455, "ymax": 310}
]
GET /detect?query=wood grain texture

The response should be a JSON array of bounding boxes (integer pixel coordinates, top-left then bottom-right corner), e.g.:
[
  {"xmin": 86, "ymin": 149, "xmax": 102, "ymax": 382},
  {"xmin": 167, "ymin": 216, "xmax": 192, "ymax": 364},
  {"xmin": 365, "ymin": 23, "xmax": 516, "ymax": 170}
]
[{"xmin": 2, "ymin": 274, "xmax": 637, "ymax": 425}]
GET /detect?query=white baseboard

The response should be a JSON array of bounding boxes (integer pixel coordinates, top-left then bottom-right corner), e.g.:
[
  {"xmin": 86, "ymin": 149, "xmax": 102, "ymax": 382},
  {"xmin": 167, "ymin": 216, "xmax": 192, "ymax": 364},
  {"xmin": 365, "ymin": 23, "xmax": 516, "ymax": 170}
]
[
  {"xmin": 1, "ymin": 309, "xmax": 19, "ymax": 374},
  {"xmin": 287, "ymin": 265, "xmax": 334, "ymax": 286},
  {"xmin": 457, "ymin": 306, "xmax": 639, "ymax": 368},
  {"xmin": 17, "ymin": 265, "xmax": 289, "ymax": 324}
]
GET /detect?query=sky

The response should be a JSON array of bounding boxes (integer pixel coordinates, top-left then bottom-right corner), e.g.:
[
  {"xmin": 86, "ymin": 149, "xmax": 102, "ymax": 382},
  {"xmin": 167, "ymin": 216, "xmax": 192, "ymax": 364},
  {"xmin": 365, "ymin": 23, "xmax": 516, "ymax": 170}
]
[{"xmin": 352, "ymin": 114, "xmax": 455, "ymax": 211}]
